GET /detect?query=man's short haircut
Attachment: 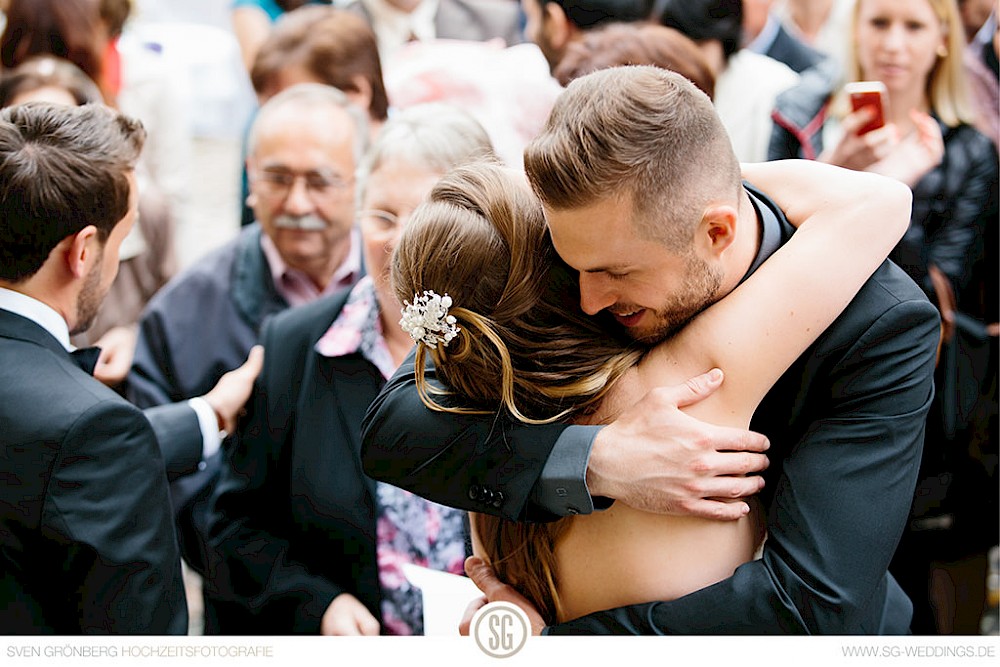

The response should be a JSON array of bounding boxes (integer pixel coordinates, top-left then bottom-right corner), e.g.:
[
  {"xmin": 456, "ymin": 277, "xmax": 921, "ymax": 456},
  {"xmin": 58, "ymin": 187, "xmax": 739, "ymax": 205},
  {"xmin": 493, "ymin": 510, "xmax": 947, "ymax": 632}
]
[
  {"xmin": 544, "ymin": 0, "xmax": 655, "ymax": 30},
  {"xmin": 246, "ymin": 82, "xmax": 369, "ymax": 167},
  {"xmin": 251, "ymin": 6, "xmax": 389, "ymax": 121},
  {"xmin": 523, "ymin": 65, "xmax": 740, "ymax": 249},
  {"xmin": 0, "ymin": 103, "xmax": 145, "ymax": 282}
]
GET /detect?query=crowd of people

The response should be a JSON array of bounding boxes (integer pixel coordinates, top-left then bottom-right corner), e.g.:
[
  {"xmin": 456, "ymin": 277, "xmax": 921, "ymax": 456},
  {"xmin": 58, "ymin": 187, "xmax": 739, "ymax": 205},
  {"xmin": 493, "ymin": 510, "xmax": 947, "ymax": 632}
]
[{"xmin": 0, "ymin": 0, "xmax": 996, "ymax": 638}]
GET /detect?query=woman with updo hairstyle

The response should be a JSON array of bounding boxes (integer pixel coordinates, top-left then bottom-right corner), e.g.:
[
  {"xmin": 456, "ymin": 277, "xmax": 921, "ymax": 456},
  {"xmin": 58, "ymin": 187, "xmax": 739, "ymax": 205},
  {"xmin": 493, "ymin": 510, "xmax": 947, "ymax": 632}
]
[{"xmin": 391, "ymin": 158, "xmax": 913, "ymax": 624}]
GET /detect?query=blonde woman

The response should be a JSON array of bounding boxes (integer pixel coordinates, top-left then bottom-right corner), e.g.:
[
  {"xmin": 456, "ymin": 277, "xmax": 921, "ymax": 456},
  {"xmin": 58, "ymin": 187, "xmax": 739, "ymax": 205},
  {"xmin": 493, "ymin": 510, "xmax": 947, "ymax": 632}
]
[{"xmin": 770, "ymin": 0, "xmax": 997, "ymax": 310}]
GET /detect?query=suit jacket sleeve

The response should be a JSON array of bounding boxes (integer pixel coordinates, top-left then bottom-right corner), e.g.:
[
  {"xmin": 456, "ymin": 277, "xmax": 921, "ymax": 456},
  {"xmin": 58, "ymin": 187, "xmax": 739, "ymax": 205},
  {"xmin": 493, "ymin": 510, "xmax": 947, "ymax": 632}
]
[
  {"xmin": 548, "ymin": 294, "xmax": 940, "ymax": 634},
  {"xmin": 45, "ymin": 401, "xmax": 187, "ymax": 634},
  {"xmin": 143, "ymin": 402, "xmax": 203, "ymax": 482},
  {"xmin": 205, "ymin": 316, "xmax": 344, "ymax": 633},
  {"xmin": 361, "ymin": 352, "xmax": 569, "ymax": 522}
]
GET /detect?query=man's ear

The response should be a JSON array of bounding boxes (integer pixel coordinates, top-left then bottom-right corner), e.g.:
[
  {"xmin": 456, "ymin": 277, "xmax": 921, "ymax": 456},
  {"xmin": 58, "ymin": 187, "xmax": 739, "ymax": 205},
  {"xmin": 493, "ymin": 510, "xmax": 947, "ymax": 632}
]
[
  {"xmin": 245, "ymin": 158, "xmax": 259, "ymax": 208},
  {"xmin": 543, "ymin": 2, "xmax": 574, "ymax": 51},
  {"xmin": 697, "ymin": 204, "xmax": 738, "ymax": 258},
  {"xmin": 65, "ymin": 225, "xmax": 100, "ymax": 279}
]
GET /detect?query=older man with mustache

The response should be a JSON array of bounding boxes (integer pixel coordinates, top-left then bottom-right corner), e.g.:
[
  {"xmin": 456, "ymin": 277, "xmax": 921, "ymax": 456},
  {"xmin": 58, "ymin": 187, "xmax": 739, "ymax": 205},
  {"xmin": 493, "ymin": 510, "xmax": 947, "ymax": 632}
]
[{"xmin": 127, "ymin": 83, "xmax": 367, "ymax": 576}]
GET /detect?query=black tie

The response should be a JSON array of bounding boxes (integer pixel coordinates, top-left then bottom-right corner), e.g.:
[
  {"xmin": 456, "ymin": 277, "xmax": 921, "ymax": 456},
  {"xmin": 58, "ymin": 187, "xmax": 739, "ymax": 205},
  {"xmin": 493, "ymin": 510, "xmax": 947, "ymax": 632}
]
[{"xmin": 70, "ymin": 346, "xmax": 101, "ymax": 375}]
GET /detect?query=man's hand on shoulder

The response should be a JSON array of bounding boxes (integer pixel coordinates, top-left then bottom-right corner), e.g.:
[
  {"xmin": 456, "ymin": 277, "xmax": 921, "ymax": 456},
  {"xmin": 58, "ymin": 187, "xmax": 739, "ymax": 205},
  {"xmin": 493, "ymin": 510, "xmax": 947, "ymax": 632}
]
[
  {"xmin": 202, "ymin": 346, "xmax": 264, "ymax": 434},
  {"xmin": 587, "ymin": 369, "xmax": 769, "ymax": 520}
]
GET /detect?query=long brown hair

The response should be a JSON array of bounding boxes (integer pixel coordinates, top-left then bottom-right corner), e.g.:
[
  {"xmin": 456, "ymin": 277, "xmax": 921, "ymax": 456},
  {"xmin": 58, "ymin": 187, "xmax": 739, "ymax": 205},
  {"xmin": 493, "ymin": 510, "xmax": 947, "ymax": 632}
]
[{"xmin": 391, "ymin": 162, "xmax": 643, "ymax": 622}]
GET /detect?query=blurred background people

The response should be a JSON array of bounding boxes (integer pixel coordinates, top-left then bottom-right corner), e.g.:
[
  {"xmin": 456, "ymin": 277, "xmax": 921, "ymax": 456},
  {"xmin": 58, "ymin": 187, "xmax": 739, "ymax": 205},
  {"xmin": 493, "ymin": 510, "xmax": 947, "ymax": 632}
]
[
  {"xmin": 239, "ymin": 5, "xmax": 388, "ymax": 226},
  {"xmin": 742, "ymin": 0, "xmax": 827, "ymax": 74},
  {"xmin": 551, "ymin": 21, "xmax": 714, "ymax": 97},
  {"xmin": 231, "ymin": 0, "xmax": 331, "ymax": 73},
  {"xmin": 127, "ymin": 83, "xmax": 367, "ymax": 583},
  {"xmin": 656, "ymin": 0, "xmax": 800, "ymax": 161},
  {"xmin": 769, "ymin": 0, "xmax": 998, "ymax": 635},
  {"xmin": 771, "ymin": 0, "xmax": 856, "ymax": 71},
  {"xmin": 344, "ymin": 0, "xmax": 523, "ymax": 66}
]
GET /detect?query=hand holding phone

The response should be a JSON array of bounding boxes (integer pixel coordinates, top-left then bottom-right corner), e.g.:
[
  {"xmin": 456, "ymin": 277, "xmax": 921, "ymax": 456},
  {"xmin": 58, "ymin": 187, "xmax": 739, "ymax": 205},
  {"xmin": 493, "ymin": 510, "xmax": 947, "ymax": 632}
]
[{"xmin": 845, "ymin": 81, "xmax": 888, "ymax": 135}]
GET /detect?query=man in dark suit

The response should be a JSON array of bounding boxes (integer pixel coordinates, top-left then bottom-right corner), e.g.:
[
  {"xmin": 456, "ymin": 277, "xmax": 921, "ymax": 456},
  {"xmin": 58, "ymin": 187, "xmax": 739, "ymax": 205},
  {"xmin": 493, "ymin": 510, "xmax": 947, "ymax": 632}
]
[
  {"xmin": 743, "ymin": 0, "xmax": 826, "ymax": 74},
  {"xmin": 0, "ymin": 103, "xmax": 187, "ymax": 634},
  {"xmin": 361, "ymin": 67, "xmax": 941, "ymax": 633}
]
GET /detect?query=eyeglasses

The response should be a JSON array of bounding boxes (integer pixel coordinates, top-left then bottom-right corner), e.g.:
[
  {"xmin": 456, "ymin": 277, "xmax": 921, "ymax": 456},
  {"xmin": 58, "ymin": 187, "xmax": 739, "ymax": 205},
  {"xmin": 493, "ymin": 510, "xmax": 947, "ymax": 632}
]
[
  {"xmin": 358, "ymin": 209, "xmax": 405, "ymax": 232},
  {"xmin": 251, "ymin": 167, "xmax": 353, "ymax": 201}
]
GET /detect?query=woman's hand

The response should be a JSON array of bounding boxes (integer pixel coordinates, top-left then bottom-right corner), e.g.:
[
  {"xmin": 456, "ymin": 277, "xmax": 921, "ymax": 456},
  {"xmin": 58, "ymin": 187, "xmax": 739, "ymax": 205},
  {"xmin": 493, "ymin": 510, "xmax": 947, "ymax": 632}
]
[
  {"xmin": 869, "ymin": 110, "xmax": 944, "ymax": 187},
  {"xmin": 321, "ymin": 593, "xmax": 380, "ymax": 636},
  {"xmin": 819, "ymin": 106, "xmax": 898, "ymax": 171}
]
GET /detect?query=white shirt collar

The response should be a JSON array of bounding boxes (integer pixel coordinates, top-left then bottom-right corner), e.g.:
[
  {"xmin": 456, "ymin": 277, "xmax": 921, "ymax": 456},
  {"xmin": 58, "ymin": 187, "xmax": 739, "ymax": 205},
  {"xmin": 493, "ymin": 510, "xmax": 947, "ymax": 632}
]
[
  {"xmin": 363, "ymin": 0, "xmax": 440, "ymax": 63},
  {"xmin": 0, "ymin": 287, "xmax": 72, "ymax": 350}
]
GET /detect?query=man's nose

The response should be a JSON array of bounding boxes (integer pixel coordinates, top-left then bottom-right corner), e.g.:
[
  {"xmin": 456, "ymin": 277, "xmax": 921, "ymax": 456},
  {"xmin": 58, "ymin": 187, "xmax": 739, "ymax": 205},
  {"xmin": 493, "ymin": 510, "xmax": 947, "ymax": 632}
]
[
  {"xmin": 283, "ymin": 177, "xmax": 315, "ymax": 215},
  {"xmin": 578, "ymin": 273, "xmax": 615, "ymax": 315}
]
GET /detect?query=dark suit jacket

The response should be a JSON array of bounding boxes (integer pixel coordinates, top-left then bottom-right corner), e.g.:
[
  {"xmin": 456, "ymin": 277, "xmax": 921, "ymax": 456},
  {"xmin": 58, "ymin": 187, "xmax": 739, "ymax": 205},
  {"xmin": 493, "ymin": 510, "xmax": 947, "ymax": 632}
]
[
  {"xmin": 0, "ymin": 309, "xmax": 187, "ymax": 634},
  {"xmin": 360, "ymin": 188, "xmax": 941, "ymax": 634},
  {"xmin": 128, "ymin": 225, "xmax": 289, "ymax": 563},
  {"xmin": 202, "ymin": 292, "xmax": 386, "ymax": 634},
  {"xmin": 765, "ymin": 23, "xmax": 826, "ymax": 74}
]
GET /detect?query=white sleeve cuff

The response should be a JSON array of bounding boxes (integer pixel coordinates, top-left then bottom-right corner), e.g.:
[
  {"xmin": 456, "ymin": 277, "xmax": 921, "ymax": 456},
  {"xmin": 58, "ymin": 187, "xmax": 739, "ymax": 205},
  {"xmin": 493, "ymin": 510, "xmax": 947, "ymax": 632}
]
[{"xmin": 187, "ymin": 397, "xmax": 223, "ymax": 460}]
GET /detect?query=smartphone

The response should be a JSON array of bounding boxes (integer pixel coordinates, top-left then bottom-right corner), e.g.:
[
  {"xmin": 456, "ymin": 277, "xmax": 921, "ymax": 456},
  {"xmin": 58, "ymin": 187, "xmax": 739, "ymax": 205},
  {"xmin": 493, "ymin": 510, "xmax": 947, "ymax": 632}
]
[{"xmin": 845, "ymin": 81, "xmax": 887, "ymax": 135}]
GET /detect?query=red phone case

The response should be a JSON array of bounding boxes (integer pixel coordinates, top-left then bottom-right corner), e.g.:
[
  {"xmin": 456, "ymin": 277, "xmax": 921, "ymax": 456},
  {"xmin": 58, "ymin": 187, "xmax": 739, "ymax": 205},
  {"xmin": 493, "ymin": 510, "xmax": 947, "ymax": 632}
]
[{"xmin": 848, "ymin": 86, "xmax": 886, "ymax": 135}]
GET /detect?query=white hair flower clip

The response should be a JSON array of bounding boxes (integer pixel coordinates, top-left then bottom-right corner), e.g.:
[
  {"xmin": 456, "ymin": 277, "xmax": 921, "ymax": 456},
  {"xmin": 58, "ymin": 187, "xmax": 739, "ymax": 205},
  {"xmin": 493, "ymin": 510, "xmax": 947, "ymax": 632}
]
[{"xmin": 400, "ymin": 290, "xmax": 460, "ymax": 349}]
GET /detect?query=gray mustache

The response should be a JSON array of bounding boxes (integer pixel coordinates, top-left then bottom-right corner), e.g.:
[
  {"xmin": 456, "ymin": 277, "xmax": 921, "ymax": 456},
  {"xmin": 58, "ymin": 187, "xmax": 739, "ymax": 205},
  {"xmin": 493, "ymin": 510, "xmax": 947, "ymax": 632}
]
[{"xmin": 274, "ymin": 214, "xmax": 327, "ymax": 231}]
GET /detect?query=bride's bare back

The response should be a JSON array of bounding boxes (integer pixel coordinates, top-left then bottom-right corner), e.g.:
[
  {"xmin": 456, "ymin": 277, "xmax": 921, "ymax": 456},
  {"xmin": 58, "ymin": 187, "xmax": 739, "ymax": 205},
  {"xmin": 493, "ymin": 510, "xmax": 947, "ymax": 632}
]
[{"xmin": 556, "ymin": 367, "xmax": 765, "ymax": 620}]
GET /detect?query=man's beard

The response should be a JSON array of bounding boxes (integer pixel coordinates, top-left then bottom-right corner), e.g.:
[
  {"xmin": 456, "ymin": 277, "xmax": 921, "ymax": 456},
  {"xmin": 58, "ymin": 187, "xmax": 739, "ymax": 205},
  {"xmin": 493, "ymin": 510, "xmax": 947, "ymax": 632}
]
[
  {"xmin": 629, "ymin": 254, "xmax": 723, "ymax": 345},
  {"xmin": 70, "ymin": 257, "xmax": 104, "ymax": 336}
]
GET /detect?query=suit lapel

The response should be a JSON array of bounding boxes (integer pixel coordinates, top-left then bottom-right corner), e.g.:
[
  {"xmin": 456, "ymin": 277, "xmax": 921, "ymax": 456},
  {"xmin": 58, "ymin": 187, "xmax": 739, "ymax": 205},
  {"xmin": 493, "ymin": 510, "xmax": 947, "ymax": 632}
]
[{"xmin": 313, "ymin": 353, "xmax": 383, "ymax": 498}]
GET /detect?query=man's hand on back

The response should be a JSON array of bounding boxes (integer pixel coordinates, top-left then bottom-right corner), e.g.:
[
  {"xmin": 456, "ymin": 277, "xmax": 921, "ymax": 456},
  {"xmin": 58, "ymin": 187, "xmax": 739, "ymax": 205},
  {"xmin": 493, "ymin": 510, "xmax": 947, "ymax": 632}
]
[{"xmin": 586, "ymin": 369, "xmax": 769, "ymax": 520}]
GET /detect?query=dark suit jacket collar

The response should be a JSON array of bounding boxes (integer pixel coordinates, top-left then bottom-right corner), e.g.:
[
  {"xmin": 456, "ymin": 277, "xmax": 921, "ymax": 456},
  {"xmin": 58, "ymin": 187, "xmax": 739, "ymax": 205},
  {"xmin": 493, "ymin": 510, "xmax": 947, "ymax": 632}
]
[
  {"xmin": 741, "ymin": 183, "xmax": 793, "ymax": 284},
  {"xmin": 0, "ymin": 308, "xmax": 71, "ymax": 361},
  {"xmin": 317, "ymin": 353, "xmax": 382, "ymax": 498},
  {"xmin": 231, "ymin": 224, "xmax": 287, "ymax": 330}
]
